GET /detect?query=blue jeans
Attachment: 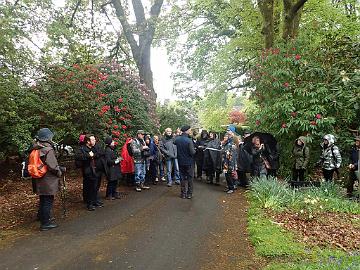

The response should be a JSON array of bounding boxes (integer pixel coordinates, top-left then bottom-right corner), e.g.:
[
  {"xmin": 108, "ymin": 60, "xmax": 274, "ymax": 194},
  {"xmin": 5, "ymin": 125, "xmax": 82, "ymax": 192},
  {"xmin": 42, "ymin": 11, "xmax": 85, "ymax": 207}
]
[
  {"xmin": 135, "ymin": 162, "xmax": 146, "ymax": 185},
  {"xmin": 166, "ymin": 158, "xmax": 180, "ymax": 184}
]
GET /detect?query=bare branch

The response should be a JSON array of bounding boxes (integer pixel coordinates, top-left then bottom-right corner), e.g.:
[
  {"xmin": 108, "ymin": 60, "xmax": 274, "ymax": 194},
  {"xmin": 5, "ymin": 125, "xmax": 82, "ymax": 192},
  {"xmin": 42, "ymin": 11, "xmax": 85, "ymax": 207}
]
[
  {"xmin": 131, "ymin": 0, "xmax": 146, "ymax": 28},
  {"xmin": 69, "ymin": 0, "xmax": 82, "ymax": 27}
]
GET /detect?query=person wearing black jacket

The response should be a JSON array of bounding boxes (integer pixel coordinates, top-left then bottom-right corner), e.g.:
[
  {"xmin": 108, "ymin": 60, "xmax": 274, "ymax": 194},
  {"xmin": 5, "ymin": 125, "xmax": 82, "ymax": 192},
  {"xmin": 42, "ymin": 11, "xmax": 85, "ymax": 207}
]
[
  {"xmin": 237, "ymin": 132, "xmax": 252, "ymax": 187},
  {"xmin": 203, "ymin": 132, "xmax": 222, "ymax": 185},
  {"xmin": 347, "ymin": 136, "xmax": 360, "ymax": 197},
  {"xmin": 195, "ymin": 130, "xmax": 208, "ymax": 180},
  {"xmin": 78, "ymin": 134, "xmax": 104, "ymax": 211},
  {"xmin": 174, "ymin": 125, "xmax": 196, "ymax": 199},
  {"xmin": 104, "ymin": 137, "xmax": 122, "ymax": 200}
]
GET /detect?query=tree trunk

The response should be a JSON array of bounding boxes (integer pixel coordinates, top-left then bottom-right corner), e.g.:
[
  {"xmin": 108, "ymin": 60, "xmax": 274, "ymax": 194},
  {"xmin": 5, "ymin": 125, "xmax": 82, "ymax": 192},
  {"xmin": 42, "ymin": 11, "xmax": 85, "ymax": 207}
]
[
  {"xmin": 258, "ymin": 0, "xmax": 275, "ymax": 49},
  {"xmin": 282, "ymin": 0, "xmax": 308, "ymax": 40},
  {"xmin": 111, "ymin": 0, "xmax": 163, "ymax": 93}
]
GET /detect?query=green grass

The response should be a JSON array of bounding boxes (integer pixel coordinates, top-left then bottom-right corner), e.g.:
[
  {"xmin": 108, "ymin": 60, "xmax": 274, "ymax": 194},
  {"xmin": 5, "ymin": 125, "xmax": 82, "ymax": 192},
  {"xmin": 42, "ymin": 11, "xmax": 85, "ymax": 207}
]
[{"xmin": 247, "ymin": 188, "xmax": 360, "ymax": 270}]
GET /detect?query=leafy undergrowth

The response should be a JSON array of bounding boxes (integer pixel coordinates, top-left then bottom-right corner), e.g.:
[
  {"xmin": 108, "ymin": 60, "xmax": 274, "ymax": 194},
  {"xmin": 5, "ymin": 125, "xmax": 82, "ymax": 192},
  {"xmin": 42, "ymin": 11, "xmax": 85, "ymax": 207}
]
[{"xmin": 248, "ymin": 177, "xmax": 360, "ymax": 269}]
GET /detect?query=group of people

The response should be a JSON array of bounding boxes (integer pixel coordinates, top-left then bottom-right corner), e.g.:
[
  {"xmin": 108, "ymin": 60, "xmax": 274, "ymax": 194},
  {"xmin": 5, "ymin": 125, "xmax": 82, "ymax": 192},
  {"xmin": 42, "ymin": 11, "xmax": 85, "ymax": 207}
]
[{"xmin": 29, "ymin": 125, "xmax": 359, "ymax": 231}]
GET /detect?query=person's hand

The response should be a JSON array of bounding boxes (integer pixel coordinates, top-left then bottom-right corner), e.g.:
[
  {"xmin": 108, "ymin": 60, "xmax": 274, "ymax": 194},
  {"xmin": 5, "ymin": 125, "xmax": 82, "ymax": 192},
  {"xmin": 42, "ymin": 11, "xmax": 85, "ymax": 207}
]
[
  {"xmin": 89, "ymin": 151, "xmax": 94, "ymax": 157},
  {"xmin": 114, "ymin": 158, "xmax": 120, "ymax": 164},
  {"xmin": 349, "ymin": 164, "xmax": 355, "ymax": 169},
  {"xmin": 143, "ymin": 145, "xmax": 149, "ymax": 150},
  {"xmin": 260, "ymin": 144, "xmax": 264, "ymax": 149}
]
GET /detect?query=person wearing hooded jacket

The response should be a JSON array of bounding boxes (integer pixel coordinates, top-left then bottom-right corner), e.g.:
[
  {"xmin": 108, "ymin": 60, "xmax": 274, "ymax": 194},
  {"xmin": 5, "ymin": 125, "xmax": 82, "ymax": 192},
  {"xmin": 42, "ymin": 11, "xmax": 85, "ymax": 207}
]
[
  {"xmin": 159, "ymin": 128, "xmax": 180, "ymax": 186},
  {"xmin": 292, "ymin": 136, "xmax": 310, "ymax": 182},
  {"xmin": 32, "ymin": 128, "xmax": 64, "ymax": 231},
  {"xmin": 104, "ymin": 137, "xmax": 122, "ymax": 200},
  {"xmin": 318, "ymin": 134, "xmax": 342, "ymax": 181},
  {"xmin": 121, "ymin": 137, "xmax": 135, "ymax": 186},
  {"xmin": 195, "ymin": 130, "xmax": 209, "ymax": 180}
]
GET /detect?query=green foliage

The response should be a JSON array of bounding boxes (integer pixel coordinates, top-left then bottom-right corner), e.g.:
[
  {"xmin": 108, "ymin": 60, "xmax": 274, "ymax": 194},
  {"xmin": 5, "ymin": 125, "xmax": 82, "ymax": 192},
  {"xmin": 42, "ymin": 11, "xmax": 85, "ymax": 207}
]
[
  {"xmin": 249, "ymin": 177, "xmax": 360, "ymax": 215},
  {"xmin": 157, "ymin": 101, "xmax": 195, "ymax": 133},
  {"xmin": 248, "ymin": 200, "xmax": 306, "ymax": 258}
]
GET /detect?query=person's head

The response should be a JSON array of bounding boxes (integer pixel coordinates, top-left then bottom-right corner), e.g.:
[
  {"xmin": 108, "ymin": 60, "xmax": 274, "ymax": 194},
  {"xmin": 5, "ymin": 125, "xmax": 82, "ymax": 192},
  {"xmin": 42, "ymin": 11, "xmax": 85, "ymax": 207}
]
[
  {"xmin": 223, "ymin": 134, "xmax": 229, "ymax": 143},
  {"xmin": 323, "ymin": 134, "xmax": 335, "ymax": 146},
  {"xmin": 164, "ymin": 128, "xmax": 172, "ymax": 137},
  {"xmin": 181, "ymin": 125, "xmax": 191, "ymax": 135},
  {"xmin": 209, "ymin": 132, "xmax": 215, "ymax": 139},
  {"xmin": 296, "ymin": 139, "xmax": 304, "ymax": 146},
  {"xmin": 200, "ymin": 130, "xmax": 208, "ymax": 139},
  {"xmin": 145, "ymin": 135, "xmax": 151, "ymax": 145},
  {"xmin": 105, "ymin": 136, "xmax": 115, "ymax": 148},
  {"xmin": 85, "ymin": 134, "xmax": 96, "ymax": 147},
  {"xmin": 355, "ymin": 136, "xmax": 360, "ymax": 148},
  {"xmin": 176, "ymin": 127, "xmax": 181, "ymax": 136},
  {"xmin": 252, "ymin": 136, "xmax": 261, "ymax": 146},
  {"xmin": 153, "ymin": 135, "xmax": 159, "ymax": 145},
  {"xmin": 35, "ymin": 128, "xmax": 54, "ymax": 143},
  {"xmin": 137, "ymin": 130, "xmax": 145, "ymax": 139}
]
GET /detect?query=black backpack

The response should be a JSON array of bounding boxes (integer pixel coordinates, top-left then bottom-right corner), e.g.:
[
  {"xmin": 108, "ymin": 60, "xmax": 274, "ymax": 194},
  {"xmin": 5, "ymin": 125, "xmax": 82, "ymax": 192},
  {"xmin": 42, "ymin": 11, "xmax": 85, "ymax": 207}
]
[{"xmin": 127, "ymin": 142, "xmax": 134, "ymax": 157}]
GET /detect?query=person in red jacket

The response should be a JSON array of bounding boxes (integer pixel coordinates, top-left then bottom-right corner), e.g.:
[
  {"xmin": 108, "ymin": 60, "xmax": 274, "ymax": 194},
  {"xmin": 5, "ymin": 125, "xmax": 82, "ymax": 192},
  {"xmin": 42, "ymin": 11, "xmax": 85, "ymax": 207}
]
[{"xmin": 121, "ymin": 138, "xmax": 135, "ymax": 186}]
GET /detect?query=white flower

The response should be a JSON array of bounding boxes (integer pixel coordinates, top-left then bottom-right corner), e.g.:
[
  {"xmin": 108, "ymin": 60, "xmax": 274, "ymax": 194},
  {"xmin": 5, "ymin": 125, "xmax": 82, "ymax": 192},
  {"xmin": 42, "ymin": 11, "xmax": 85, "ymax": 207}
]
[
  {"xmin": 342, "ymin": 76, "xmax": 350, "ymax": 82},
  {"xmin": 340, "ymin": 70, "xmax": 346, "ymax": 76}
]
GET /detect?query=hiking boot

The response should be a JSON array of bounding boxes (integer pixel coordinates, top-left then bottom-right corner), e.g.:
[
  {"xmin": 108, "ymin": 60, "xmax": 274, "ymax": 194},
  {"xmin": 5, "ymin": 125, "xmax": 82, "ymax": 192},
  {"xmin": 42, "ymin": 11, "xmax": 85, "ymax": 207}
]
[
  {"xmin": 226, "ymin": 189, "xmax": 234, "ymax": 194},
  {"xmin": 140, "ymin": 183, "xmax": 150, "ymax": 190},
  {"xmin": 187, "ymin": 194, "xmax": 192, "ymax": 199},
  {"xmin": 155, "ymin": 177, "xmax": 159, "ymax": 183},
  {"xmin": 167, "ymin": 183, "xmax": 172, "ymax": 187},
  {"xmin": 40, "ymin": 223, "xmax": 58, "ymax": 231},
  {"xmin": 161, "ymin": 177, "xmax": 166, "ymax": 182},
  {"xmin": 135, "ymin": 186, "xmax": 142, "ymax": 192},
  {"xmin": 175, "ymin": 181, "xmax": 180, "ymax": 185}
]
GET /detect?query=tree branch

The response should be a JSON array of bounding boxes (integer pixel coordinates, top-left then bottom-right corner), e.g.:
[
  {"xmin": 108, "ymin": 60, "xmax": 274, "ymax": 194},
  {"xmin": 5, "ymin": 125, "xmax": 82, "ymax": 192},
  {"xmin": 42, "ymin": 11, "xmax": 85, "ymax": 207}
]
[
  {"xmin": 291, "ymin": 0, "xmax": 308, "ymax": 15},
  {"xmin": 131, "ymin": 0, "xmax": 146, "ymax": 28},
  {"xmin": 69, "ymin": 0, "xmax": 82, "ymax": 27},
  {"xmin": 111, "ymin": 0, "xmax": 140, "ymax": 60}
]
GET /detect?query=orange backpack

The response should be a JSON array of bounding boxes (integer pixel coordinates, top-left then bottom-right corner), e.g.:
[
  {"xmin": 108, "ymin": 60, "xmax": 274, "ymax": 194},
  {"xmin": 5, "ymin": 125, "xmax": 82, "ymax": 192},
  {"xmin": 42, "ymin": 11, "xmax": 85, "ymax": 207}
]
[{"xmin": 28, "ymin": 149, "xmax": 48, "ymax": 178}]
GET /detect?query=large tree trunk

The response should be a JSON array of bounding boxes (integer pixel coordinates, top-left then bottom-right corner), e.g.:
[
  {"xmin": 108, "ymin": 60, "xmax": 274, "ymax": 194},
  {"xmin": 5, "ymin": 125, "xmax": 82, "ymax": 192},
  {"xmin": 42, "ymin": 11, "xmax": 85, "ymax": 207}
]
[
  {"xmin": 111, "ymin": 0, "xmax": 163, "ymax": 93},
  {"xmin": 282, "ymin": 0, "xmax": 308, "ymax": 40},
  {"xmin": 111, "ymin": 0, "xmax": 163, "ymax": 123},
  {"xmin": 258, "ymin": 0, "xmax": 275, "ymax": 49}
]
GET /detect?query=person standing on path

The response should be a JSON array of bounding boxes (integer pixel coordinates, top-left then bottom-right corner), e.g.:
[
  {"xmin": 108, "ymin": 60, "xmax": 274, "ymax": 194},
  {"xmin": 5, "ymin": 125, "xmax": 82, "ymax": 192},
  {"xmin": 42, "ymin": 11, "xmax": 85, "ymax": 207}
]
[
  {"xmin": 131, "ymin": 130, "xmax": 151, "ymax": 192},
  {"xmin": 221, "ymin": 132, "xmax": 238, "ymax": 194},
  {"xmin": 318, "ymin": 134, "xmax": 342, "ymax": 181},
  {"xmin": 32, "ymin": 128, "xmax": 65, "ymax": 231},
  {"xmin": 104, "ymin": 136, "xmax": 122, "ymax": 200},
  {"xmin": 195, "ymin": 130, "xmax": 208, "ymax": 180},
  {"xmin": 159, "ymin": 128, "xmax": 181, "ymax": 187},
  {"xmin": 174, "ymin": 125, "xmax": 196, "ymax": 199}
]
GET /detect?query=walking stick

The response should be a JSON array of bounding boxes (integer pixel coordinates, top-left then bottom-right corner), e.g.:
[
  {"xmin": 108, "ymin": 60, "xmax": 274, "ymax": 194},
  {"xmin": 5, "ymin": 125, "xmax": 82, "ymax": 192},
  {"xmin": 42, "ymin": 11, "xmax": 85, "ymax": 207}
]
[{"xmin": 60, "ymin": 172, "xmax": 67, "ymax": 218}]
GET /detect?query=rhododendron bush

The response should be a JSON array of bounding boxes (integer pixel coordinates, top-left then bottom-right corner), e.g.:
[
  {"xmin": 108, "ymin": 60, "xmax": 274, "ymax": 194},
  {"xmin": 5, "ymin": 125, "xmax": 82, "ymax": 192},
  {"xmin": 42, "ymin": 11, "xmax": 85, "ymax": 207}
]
[
  {"xmin": 37, "ymin": 62, "xmax": 156, "ymax": 148},
  {"xmin": 246, "ymin": 35, "xmax": 360, "ymax": 175}
]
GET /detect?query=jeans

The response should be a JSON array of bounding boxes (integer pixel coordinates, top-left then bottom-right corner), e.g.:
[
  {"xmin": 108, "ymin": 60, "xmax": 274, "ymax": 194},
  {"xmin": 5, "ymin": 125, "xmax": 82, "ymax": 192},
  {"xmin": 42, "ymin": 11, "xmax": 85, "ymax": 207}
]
[
  {"xmin": 179, "ymin": 165, "xmax": 194, "ymax": 196},
  {"xmin": 135, "ymin": 162, "xmax": 146, "ymax": 185},
  {"xmin": 166, "ymin": 158, "xmax": 180, "ymax": 184},
  {"xmin": 225, "ymin": 172, "xmax": 235, "ymax": 190},
  {"xmin": 39, "ymin": 195, "xmax": 54, "ymax": 225}
]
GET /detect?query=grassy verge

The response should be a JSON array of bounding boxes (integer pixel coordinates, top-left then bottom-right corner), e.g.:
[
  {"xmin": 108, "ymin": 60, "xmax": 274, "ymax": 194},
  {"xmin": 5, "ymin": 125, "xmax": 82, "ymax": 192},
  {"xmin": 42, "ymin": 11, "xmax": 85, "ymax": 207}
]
[{"xmin": 247, "ymin": 177, "xmax": 360, "ymax": 270}]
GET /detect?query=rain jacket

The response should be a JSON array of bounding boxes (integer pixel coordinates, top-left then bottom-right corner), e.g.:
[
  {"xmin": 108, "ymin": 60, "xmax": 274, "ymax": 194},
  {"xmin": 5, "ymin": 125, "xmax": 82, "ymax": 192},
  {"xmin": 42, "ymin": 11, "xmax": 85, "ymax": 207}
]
[
  {"xmin": 320, "ymin": 134, "xmax": 342, "ymax": 170},
  {"xmin": 292, "ymin": 136, "xmax": 310, "ymax": 170}
]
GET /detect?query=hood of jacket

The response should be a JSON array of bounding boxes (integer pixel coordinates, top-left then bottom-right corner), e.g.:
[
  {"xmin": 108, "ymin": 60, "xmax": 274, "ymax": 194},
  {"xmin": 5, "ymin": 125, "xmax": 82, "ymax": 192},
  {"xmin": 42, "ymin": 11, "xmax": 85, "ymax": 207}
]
[
  {"xmin": 323, "ymin": 134, "xmax": 335, "ymax": 146},
  {"xmin": 296, "ymin": 136, "xmax": 307, "ymax": 147}
]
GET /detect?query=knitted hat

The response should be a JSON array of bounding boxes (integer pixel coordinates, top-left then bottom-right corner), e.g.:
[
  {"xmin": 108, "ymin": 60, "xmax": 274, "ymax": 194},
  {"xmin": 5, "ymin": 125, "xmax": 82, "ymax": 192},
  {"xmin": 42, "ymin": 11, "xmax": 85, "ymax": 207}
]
[
  {"xmin": 35, "ymin": 128, "xmax": 54, "ymax": 142},
  {"xmin": 137, "ymin": 130, "xmax": 145, "ymax": 135},
  {"xmin": 104, "ymin": 136, "xmax": 113, "ymax": 145},
  {"xmin": 79, "ymin": 134, "xmax": 86, "ymax": 143}
]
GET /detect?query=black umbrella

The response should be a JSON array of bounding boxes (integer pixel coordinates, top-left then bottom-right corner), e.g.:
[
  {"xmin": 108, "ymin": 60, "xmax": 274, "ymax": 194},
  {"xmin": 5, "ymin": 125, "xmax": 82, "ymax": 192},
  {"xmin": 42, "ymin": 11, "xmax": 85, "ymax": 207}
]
[{"xmin": 243, "ymin": 132, "xmax": 278, "ymax": 153}]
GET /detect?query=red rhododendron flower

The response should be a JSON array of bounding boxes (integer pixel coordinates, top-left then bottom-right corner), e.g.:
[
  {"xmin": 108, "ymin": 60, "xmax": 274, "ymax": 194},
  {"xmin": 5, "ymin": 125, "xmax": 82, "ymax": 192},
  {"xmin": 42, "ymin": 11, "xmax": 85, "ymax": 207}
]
[
  {"xmin": 122, "ymin": 106, "xmax": 127, "ymax": 111},
  {"xmin": 315, "ymin": 114, "xmax": 322, "ymax": 119},
  {"xmin": 295, "ymin": 54, "xmax": 301, "ymax": 60},
  {"xmin": 291, "ymin": 112, "xmax": 297, "ymax": 117},
  {"xmin": 255, "ymin": 120, "xmax": 261, "ymax": 126},
  {"xmin": 85, "ymin": 84, "xmax": 95, "ymax": 90},
  {"xmin": 281, "ymin": 123, "xmax": 287, "ymax": 128},
  {"xmin": 92, "ymin": 79, "xmax": 98, "ymax": 83},
  {"xmin": 114, "ymin": 142, "xmax": 119, "ymax": 146},
  {"xmin": 118, "ymin": 98, "xmax": 123, "ymax": 103},
  {"xmin": 114, "ymin": 125, "xmax": 118, "ymax": 129},
  {"xmin": 114, "ymin": 106, "xmax": 121, "ymax": 112},
  {"xmin": 283, "ymin": 82, "xmax": 290, "ymax": 87},
  {"xmin": 310, "ymin": 121, "xmax": 317, "ymax": 126},
  {"xmin": 119, "ymin": 117, "xmax": 125, "ymax": 121},
  {"xmin": 73, "ymin": 64, "xmax": 80, "ymax": 69},
  {"xmin": 122, "ymin": 125, "xmax": 127, "ymax": 130},
  {"xmin": 292, "ymin": 47, "xmax": 296, "ymax": 51}
]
